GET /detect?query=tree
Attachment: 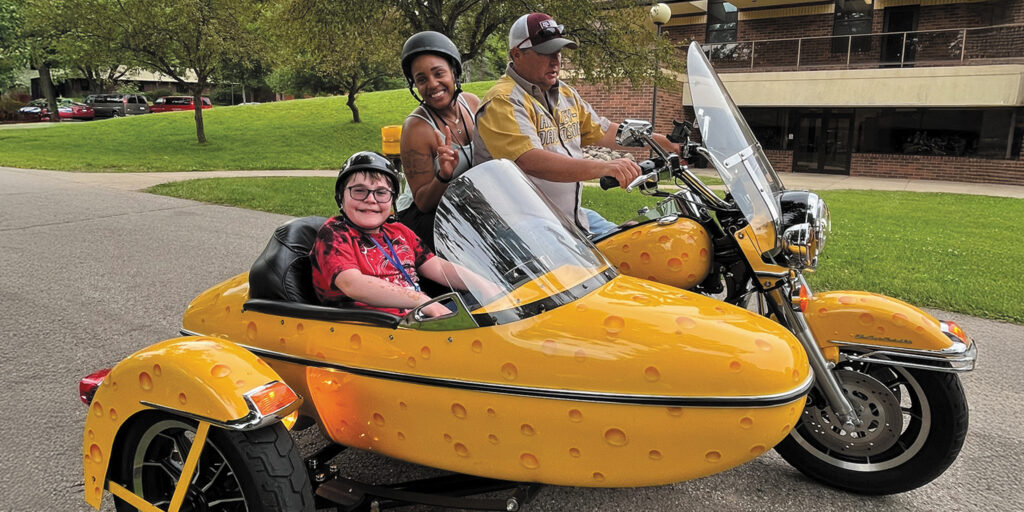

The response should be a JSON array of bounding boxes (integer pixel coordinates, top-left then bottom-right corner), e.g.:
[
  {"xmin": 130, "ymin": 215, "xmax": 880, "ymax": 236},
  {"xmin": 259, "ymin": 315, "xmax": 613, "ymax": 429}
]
[
  {"xmin": 0, "ymin": 0, "xmax": 26, "ymax": 91},
  {"xmin": 396, "ymin": 0, "xmax": 683, "ymax": 89},
  {"xmin": 68, "ymin": 0, "xmax": 264, "ymax": 143},
  {"xmin": 18, "ymin": 0, "xmax": 72, "ymax": 122},
  {"xmin": 269, "ymin": 0, "xmax": 402, "ymax": 123}
]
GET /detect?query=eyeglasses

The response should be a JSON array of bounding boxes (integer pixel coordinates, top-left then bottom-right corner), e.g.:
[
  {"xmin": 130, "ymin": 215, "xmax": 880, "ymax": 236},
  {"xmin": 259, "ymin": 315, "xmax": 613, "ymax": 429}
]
[
  {"xmin": 347, "ymin": 186, "xmax": 394, "ymax": 202},
  {"xmin": 516, "ymin": 24, "xmax": 566, "ymax": 50}
]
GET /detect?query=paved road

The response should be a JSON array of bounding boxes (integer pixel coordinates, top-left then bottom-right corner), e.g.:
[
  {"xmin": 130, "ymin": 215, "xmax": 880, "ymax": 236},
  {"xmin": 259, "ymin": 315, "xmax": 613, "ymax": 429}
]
[{"xmin": 1, "ymin": 167, "xmax": 1021, "ymax": 511}]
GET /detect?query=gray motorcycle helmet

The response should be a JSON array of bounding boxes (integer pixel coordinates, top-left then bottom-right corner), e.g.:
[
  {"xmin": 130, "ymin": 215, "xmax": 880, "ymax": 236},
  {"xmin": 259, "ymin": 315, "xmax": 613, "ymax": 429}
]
[
  {"xmin": 401, "ymin": 31, "xmax": 463, "ymax": 103},
  {"xmin": 335, "ymin": 151, "xmax": 401, "ymax": 213}
]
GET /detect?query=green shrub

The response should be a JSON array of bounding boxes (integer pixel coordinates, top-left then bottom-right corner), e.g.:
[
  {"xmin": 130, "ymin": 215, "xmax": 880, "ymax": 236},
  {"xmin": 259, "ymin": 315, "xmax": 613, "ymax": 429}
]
[{"xmin": 0, "ymin": 92, "xmax": 26, "ymax": 121}]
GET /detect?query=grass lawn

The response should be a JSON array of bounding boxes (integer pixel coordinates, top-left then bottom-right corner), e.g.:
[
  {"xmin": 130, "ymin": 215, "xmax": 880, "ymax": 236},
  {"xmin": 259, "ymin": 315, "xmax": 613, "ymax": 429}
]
[
  {"xmin": 0, "ymin": 82, "xmax": 493, "ymax": 172},
  {"xmin": 148, "ymin": 177, "xmax": 1024, "ymax": 324}
]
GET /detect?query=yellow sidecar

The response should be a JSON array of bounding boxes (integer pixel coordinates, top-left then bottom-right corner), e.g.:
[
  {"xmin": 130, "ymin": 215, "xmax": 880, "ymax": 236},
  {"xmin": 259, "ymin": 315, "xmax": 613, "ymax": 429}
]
[{"xmin": 81, "ymin": 161, "xmax": 811, "ymax": 511}]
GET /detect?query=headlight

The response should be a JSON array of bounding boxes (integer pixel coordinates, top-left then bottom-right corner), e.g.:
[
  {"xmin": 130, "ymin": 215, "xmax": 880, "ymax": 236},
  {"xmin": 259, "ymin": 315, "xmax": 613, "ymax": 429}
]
[{"xmin": 778, "ymin": 191, "xmax": 830, "ymax": 270}]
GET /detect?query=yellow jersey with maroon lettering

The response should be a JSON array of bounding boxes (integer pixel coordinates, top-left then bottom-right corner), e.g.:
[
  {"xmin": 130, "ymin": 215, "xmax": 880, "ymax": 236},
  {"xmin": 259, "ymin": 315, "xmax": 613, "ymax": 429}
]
[{"xmin": 473, "ymin": 67, "xmax": 609, "ymax": 231}]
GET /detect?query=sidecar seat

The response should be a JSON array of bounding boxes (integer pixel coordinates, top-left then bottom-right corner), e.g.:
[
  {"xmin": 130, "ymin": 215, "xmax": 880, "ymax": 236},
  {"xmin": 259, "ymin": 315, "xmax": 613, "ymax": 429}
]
[{"xmin": 245, "ymin": 216, "xmax": 400, "ymax": 327}]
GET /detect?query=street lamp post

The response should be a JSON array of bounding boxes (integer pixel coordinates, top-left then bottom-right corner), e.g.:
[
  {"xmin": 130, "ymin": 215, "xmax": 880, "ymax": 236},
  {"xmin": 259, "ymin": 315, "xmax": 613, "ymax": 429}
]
[{"xmin": 649, "ymin": 3, "xmax": 672, "ymax": 134}]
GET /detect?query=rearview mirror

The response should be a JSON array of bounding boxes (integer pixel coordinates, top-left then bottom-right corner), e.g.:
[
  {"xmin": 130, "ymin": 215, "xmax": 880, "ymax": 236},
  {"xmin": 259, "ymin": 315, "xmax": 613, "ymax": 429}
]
[{"xmin": 616, "ymin": 120, "xmax": 654, "ymax": 147}]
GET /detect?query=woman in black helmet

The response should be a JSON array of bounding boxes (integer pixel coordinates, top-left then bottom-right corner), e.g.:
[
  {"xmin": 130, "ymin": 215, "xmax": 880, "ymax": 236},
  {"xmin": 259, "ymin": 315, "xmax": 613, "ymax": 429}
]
[{"xmin": 397, "ymin": 31, "xmax": 480, "ymax": 252}]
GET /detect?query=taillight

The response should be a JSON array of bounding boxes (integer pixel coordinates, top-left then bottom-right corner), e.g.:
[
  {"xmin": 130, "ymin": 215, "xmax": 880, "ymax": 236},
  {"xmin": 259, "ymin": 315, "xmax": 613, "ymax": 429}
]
[
  {"xmin": 943, "ymin": 321, "xmax": 968, "ymax": 343},
  {"xmin": 79, "ymin": 368, "xmax": 111, "ymax": 405},
  {"xmin": 245, "ymin": 381, "xmax": 298, "ymax": 417}
]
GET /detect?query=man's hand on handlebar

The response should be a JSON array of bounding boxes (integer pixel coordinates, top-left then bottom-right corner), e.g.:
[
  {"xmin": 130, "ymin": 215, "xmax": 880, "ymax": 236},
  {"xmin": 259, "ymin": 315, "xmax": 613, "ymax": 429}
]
[{"xmin": 599, "ymin": 158, "xmax": 641, "ymax": 190}]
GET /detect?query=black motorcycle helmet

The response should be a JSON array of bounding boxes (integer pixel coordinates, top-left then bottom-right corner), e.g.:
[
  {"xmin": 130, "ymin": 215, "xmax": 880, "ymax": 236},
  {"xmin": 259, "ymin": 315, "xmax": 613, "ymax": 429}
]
[
  {"xmin": 334, "ymin": 151, "xmax": 401, "ymax": 213},
  {"xmin": 401, "ymin": 31, "xmax": 463, "ymax": 104}
]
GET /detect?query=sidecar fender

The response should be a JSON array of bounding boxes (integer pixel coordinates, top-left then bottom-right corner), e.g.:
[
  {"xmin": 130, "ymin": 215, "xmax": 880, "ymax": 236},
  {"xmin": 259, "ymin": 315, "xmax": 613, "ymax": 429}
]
[
  {"xmin": 803, "ymin": 291, "xmax": 975, "ymax": 370},
  {"xmin": 81, "ymin": 336, "xmax": 300, "ymax": 508}
]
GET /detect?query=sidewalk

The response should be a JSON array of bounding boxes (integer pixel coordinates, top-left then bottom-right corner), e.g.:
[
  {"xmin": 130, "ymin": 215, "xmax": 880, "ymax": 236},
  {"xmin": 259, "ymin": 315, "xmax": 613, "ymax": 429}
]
[{"xmin": 3, "ymin": 165, "xmax": 1024, "ymax": 198}]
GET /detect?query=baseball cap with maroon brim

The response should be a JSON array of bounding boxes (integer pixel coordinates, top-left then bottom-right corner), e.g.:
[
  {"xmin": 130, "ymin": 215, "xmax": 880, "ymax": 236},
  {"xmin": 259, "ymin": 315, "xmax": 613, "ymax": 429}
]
[{"xmin": 509, "ymin": 13, "xmax": 578, "ymax": 55}]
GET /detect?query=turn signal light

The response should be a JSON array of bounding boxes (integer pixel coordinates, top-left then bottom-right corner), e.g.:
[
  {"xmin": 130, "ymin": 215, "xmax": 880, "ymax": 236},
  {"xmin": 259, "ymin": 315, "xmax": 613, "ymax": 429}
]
[
  {"xmin": 79, "ymin": 368, "xmax": 111, "ymax": 405},
  {"xmin": 246, "ymin": 381, "xmax": 299, "ymax": 417},
  {"xmin": 944, "ymin": 321, "xmax": 968, "ymax": 343},
  {"xmin": 798, "ymin": 285, "xmax": 809, "ymax": 312}
]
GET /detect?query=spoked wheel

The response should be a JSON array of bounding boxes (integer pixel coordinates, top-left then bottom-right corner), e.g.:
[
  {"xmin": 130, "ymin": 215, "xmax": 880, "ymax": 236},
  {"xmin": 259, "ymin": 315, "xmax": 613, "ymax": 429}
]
[
  {"xmin": 775, "ymin": 354, "xmax": 969, "ymax": 494},
  {"xmin": 114, "ymin": 414, "xmax": 313, "ymax": 511}
]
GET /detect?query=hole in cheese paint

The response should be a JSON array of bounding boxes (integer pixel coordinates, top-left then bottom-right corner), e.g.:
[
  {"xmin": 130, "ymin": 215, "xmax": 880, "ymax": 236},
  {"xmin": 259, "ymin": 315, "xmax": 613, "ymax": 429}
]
[
  {"xmin": 296, "ymin": 323, "xmax": 304, "ymax": 333},
  {"xmin": 139, "ymin": 372, "xmax": 153, "ymax": 391},
  {"xmin": 397, "ymin": 432, "xmax": 405, "ymax": 441},
  {"xmin": 152, "ymin": 364, "xmax": 162, "ymax": 377},
  {"xmin": 750, "ymin": 445, "xmax": 766, "ymax": 455},
  {"xmin": 451, "ymin": 403, "xmax": 467, "ymax": 419},
  {"xmin": 729, "ymin": 361, "xmax": 742, "ymax": 372},
  {"xmin": 89, "ymin": 444, "xmax": 102, "ymax": 463},
  {"xmin": 500, "ymin": 363, "xmax": 518, "ymax": 381},
  {"xmin": 350, "ymin": 334, "xmax": 362, "ymax": 350},
  {"xmin": 407, "ymin": 357, "xmax": 416, "ymax": 368},
  {"xmin": 604, "ymin": 428, "xmax": 627, "ymax": 447},
  {"xmin": 178, "ymin": 393, "xmax": 188, "ymax": 405},
  {"xmin": 592, "ymin": 472, "xmax": 605, "ymax": 482},
  {"xmin": 755, "ymin": 339, "xmax": 772, "ymax": 351},
  {"xmin": 574, "ymin": 350, "xmax": 587, "ymax": 363},
  {"xmin": 420, "ymin": 346, "xmax": 431, "ymax": 359},
  {"xmin": 372, "ymin": 413, "xmax": 385, "ymax": 426},
  {"xmin": 486, "ymin": 408, "xmax": 496, "ymax": 417},
  {"xmin": 569, "ymin": 447, "xmax": 581, "ymax": 457},
  {"xmin": 471, "ymin": 340, "xmax": 483, "ymax": 353},
  {"xmin": 658, "ymin": 235, "xmax": 670, "ymax": 244},
  {"xmin": 399, "ymin": 401, "xmax": 408, "ymax": 411},
  {"xmin": 108, "ymin": 408, "xmax": 117, "ymax": 421},
  {"xmin": 488, "ymin": 434, "xmax": 499, "ymax": 445},
  {"xmin": 859, "ymin": 313, "xmax": 875, "ymax": 325},
  {"xmin": 619, "ymin": 262, "xmax": 631, "ymax": 272},
  {"xmin": 92, "ymin": 402, "xmax": 103, "ymax": 417},
  {"xmin": 705, "ymin": 451, "xmax": 722, "ymax": 463},
  {"xmin": 246, "ymin": 322, "xmax": 258, "ymax": 341},
  {"xmin": 541, "ymin": 340, "xmax": 558, "ymax": 355},
  {"xmin": 675, "ymin": 316, "xmax": 696, "ymax": 329},
  {"xmin": 644, "ymin": 367, "xmax": 660, "ymax": 382},
  {"xmin": 604, "ymin": 315, "xmax": 624, "ymax": 336},
  {"xmin": 454, "ymin": 443, "xmax": 469, "ymax": 457},
  {"xmin": 211, "ymin": 364, "xmax": 231, "ymax": 378},
  {"xmin": 520, "ymin": 453, "xmax": 539, "ymax": 469},
  {"xmin": 649, "ymin": 450, "xmax": 662, "ymax": 460},
  {"xmin": 640, "ymin": 252, "xmax": 651, "ymax": 264},
  {"xmin": 443, "ymin": 433, "xmax": 452, "ymax": 443},
  {"xmin": 568, "ymin": 409, "xmax": 583, "ymax": 422},
  {"xmin": 667, "ymin": 258, "xmax": 682, "ymax": 271},
  {"xmin": 666, "ymin": 407, "xmax": 683, "ymax": 417},
  {"xmin": 739, "ymin": 417, "xmax": 753, "ymax": 429},
  {"xmin": 521, "ymin": 424, "xmax": 535, "ymax": 436}
]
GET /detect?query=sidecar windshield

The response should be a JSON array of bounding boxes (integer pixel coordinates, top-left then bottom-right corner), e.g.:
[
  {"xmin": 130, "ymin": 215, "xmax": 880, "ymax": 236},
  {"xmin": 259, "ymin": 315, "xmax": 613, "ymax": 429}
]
[
  {"xmin": 687, "ymin": 42, "xmax": 784, "ymax": 255},
  {"xmin": 433, "ymin": 160, "xmax": 615, "ymax": 324}
]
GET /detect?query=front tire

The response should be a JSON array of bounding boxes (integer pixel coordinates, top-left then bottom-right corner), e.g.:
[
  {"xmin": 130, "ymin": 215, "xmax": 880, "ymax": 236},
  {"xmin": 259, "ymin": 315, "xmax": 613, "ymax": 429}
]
[
  {"xmin": 113, "ymin": 414, "xmax": 314, "ymax": 511},
  {"xmin": 775, "ymin": 358, "xmax": 968, "ymax": 495}
]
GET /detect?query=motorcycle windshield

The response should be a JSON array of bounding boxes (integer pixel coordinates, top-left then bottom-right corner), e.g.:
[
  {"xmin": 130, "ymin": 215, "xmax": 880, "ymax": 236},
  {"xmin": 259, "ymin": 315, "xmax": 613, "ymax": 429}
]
[
  {"xmin": 433, "ymin": 160, "xmax": 614, "ymax": 324},
  {"xmin": 687, "ymin": 42, "xmax": 784, "ymax": 255}
]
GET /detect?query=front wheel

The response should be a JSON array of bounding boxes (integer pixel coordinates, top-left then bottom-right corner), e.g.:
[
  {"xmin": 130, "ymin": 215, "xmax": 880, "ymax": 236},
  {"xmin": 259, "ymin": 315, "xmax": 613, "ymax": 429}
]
[
  {"xmin": 775, "ymin": 357, "xmax": 969, "ymax": 494},
  {"xmin": 113, "ymin": 413, "xmax": 314, "ymax": 511}
]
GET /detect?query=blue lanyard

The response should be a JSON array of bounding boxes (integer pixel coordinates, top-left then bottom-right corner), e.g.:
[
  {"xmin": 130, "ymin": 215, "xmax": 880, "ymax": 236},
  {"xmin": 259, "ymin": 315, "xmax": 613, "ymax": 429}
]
[{"xmin": 367, "ymin": 232, "xmax": 419, "ymax": 292}]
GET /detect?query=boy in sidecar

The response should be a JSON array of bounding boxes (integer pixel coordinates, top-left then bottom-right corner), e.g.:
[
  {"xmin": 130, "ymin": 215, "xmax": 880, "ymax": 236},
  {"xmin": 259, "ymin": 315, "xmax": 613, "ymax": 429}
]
[{"xmin": 313, "ymin": 151, "xmax": 496, "ymax": 317}]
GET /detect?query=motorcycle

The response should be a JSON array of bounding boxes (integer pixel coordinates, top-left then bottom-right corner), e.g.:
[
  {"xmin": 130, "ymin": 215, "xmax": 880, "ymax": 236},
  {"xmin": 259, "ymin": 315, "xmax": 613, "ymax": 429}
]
[
  {"xmin": 79, "ymin": 156, "xmax": 814, "ymax": 511},
  {"xmin": 591, "ymin": 41, "xmax": 977, "ymax": 495}
]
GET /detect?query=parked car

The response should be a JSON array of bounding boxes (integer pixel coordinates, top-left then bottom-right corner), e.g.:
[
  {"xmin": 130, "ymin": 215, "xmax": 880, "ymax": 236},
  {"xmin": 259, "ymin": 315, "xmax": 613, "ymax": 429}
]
[
  {"xmin": 150, "ymin": 95, "xmax": 212, "ymax": 113},
  {"xmin": 84, "ymin": 93, "xmax": 149, "ymax": 117},
  {"xmin": 17, "ymin": 98, "xmax": 95, "ymax": 121}
]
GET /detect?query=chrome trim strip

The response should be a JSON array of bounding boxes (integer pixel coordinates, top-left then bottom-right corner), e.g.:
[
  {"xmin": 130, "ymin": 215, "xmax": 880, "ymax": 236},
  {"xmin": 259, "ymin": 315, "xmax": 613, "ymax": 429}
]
[
  {"xmin": 181, "ymin": 328, "xmax": 812, "ymax": 407},
  {"xmin": 140, "ymin": 378, "xmax": 302, "ymax": 431},
  {"xmin": 831, "ymin": 337, "xmax": 975, "ymax": 357},
  {"xmin": 835, "ymin": 340, "xmax": 977, "ymax": 373}
]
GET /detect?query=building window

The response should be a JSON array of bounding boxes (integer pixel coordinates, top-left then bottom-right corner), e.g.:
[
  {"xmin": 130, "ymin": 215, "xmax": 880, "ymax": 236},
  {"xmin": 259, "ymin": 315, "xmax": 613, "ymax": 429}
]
[
  {"xmin": 855, "ymin": 108, "xmax": 1014, "ymax": 159},
  {"xmin": 707, "ymin": 0, "xmax": 738, "ymax": 43},
  {"xmin": 833, "ymin": 0, "xmax": 873, "ymax": 53}
]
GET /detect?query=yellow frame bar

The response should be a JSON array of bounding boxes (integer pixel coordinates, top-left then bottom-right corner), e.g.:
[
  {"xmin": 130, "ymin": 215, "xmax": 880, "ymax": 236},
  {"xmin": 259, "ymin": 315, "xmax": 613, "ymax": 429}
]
[
  {"xmin": 107, "ymin": 482, "xmax": 164, "ymax": 512},
  {"xmin": 168, "ymin": 421, "xmax": 211, "ymax": 512}
]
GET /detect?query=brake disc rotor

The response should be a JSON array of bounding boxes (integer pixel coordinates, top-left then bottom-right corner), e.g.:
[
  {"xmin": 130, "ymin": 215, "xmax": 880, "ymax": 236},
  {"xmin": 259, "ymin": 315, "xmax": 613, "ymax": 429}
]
[{"xmin": 801, "ymin": 370, "xmax": 903, "ymax": 457}]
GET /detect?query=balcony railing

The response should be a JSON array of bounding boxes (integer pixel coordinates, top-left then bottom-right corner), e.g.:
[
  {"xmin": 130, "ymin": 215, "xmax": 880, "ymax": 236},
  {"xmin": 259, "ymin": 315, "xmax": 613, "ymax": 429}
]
[{"xmin": 698, "ymin": 24, "xmax": 1024, "ymax": 72}]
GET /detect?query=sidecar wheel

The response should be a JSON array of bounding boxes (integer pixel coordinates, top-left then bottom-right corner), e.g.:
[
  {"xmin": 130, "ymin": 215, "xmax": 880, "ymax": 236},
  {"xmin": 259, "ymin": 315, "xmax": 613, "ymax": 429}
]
[
  {"xmin": 775, "ymin": 361, "xmax": 968, "ymax": 495},
  {"xmin": 113, "ymin": 413, "xmax": 314, "ymax": 511}
]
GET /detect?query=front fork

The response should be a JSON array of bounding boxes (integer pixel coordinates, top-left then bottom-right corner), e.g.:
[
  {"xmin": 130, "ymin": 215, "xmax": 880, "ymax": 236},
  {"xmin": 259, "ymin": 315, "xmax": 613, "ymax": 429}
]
[{"xmin": 764, "ymin": 276, "xmax": 863, "ymax": 428}]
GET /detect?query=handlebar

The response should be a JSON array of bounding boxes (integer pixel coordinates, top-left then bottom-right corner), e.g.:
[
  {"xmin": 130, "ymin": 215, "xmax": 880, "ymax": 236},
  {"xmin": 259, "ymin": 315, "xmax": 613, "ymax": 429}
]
[{"xmin": 599, "ymin": 159, "xmax": 660, "ymax": 190}]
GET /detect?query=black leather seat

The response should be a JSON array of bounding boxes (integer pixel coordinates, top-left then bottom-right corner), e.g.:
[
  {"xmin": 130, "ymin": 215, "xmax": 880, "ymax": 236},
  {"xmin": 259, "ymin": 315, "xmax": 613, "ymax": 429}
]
[{"xmin": 244, "ymin": 216, "xmax": 400, "ymax": 328}]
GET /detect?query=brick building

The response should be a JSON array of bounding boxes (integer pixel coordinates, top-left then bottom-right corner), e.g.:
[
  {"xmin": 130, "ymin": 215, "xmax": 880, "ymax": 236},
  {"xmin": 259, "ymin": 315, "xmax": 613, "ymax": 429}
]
[{"xmin": 576, "ymin": 0, "xmax": 1024, "ymax": 185}]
